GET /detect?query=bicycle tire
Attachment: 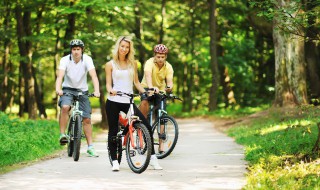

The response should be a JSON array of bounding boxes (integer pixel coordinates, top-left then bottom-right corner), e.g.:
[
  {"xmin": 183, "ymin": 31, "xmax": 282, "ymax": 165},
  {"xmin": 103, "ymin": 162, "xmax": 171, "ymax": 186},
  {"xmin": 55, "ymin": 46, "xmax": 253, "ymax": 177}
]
[
  {"xmin": 67, "ymin": 121, "xmax": 74, "ymax": 157},
  {"xmin": 126, "ymin": 122, "xmax": 152, "ymax": 174},
  {"xmin": 108, "ymin": 136, "xmax": 122, "ymax": 166},
  {"xmin": 152, "ymin": 115, "xmax": 179, "ymax": 159},
  {"xmin": 73, "ymin": 115, "xmax": 82, "ymax": 161}
]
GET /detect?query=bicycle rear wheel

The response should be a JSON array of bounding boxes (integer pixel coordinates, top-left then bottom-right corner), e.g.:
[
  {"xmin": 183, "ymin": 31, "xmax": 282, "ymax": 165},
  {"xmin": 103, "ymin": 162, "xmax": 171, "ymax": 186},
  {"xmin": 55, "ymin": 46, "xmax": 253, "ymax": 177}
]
[
  {"xmin": 152, "ymin": 115, "xmax": 179, "ymax": 159},
  {"xmin": 67, "ymin": 121, "xmax": 74, "ymax": 157},
  {"xmin": 73, "ymin": 115, "xmax": 82, "ymax": 161},
  {"xmin": 126, "ymin": 123, "xmax": 152, "ymax": 174}
]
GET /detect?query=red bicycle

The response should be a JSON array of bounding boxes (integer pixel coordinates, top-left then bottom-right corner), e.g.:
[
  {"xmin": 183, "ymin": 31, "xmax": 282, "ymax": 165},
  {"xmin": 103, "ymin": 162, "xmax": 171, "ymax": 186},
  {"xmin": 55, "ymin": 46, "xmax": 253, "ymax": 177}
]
[{"xmin": 108, "ymin": 91, "xmax": 152, "ymax": 173}]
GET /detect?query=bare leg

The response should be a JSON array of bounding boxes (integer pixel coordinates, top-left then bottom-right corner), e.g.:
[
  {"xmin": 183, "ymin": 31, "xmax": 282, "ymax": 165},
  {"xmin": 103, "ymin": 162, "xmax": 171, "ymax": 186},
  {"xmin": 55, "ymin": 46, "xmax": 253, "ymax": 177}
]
[
  {"xmin": 159, "ymin": 124, "xmax": 164, "ymax": 152},
  {"xmin": 83, "ymin": 117, "xmax": 93, "ymax": 146},
  {"xmin": 139, "ymin": 100, "xmax": 149, "ymax": 119},
  {"xmin": 59, "ymin": 105, "xmax": 70, "ymax": 134}
]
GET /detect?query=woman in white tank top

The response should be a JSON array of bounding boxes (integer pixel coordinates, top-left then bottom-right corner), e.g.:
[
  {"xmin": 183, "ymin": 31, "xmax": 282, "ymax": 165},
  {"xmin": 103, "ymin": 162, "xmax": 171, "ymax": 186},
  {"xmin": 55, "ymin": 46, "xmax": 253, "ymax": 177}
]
[{"xmin": 105, "ymin": 36, "xmax": 163, "ymax": 171}]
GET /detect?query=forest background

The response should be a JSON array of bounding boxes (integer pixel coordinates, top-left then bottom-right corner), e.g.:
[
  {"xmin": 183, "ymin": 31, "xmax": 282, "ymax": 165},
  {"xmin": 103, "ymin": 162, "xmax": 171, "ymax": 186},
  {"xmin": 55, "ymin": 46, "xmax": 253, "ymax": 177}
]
[{"xmin": 0, "ymin": 0, "xmax": 319, "ymax": 128}]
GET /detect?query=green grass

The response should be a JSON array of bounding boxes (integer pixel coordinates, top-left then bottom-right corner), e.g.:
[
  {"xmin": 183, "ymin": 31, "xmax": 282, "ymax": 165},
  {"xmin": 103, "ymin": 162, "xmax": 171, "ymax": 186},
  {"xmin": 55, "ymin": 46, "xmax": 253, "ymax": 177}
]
[
  {"xmin": 0, "ymin": 112, "xmax": 63, "ymax": 174},
  {"xmin": 227, "ymin": 105, "xmax": 320, "ymax": 189},
  {"xmin": 167, "ymin": 103, "xmax": 270, "ymax": 119}
]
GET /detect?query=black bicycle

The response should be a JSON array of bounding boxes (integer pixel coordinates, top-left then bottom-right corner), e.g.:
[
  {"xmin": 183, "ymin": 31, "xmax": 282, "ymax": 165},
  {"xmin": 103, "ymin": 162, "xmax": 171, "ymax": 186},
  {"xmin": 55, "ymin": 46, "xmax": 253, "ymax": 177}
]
[
  {"xmin": 146, "ymin": 89, "xmax": 182, "ymax": 159},
  {"xmin": 64, "ymin": 91, "xmax": 95, "ymax": 161},
  {"xmin": 108, "ymin": 91, "xmax": 152, "ymax": 173}
]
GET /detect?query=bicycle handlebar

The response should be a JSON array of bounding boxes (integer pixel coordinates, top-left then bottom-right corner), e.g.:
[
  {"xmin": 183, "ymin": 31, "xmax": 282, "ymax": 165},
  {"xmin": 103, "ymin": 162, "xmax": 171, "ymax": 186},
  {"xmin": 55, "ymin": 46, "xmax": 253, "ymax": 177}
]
[
  {"xmin": 115, "ymin": 91, "xmax": 140, "ymax": 98},
  {"xmin": 160, "ymin": 92, "xmax": 183, "ymax": 101},
  {"xmin": 145, "ymin": 89, "xmax": 183, "ymax": 101},
  {"xmin": 63, "ymin": 92, "xmax": 96, "ymax": 98}
]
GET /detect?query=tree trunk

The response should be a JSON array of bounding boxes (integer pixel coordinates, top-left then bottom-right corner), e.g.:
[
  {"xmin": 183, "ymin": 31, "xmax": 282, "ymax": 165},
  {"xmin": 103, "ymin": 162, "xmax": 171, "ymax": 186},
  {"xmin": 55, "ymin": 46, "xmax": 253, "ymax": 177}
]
[
  {"xmin": 86, "ymin": 7, "xmax": 108, "ymax": 129},
  {"xmin": 220, "ymin": 66, "xmax": 236, "ymax": 108},
  {"xmin": 1, "ymin": 2, "xmax": 11, "ymax": 112},
  {"xmin": 31, "ymin": 65, "xmax": 47, "ymax": 118},
  {"xmin": 208, "ymin": 0, "xmax": 220, "ymax": 111},
  {"xmin": 304, "ymin": 0, "xmax": 320, "ymax": 99},
  {"xmin": 15, "ymin": 6, "xmax": 37, "ymax": 119},
  {"xmin": 19, "ymin": 64, "xmax": 24, "ymax": 117},
  {"xmin": 182, "ymin": 63, "xmax": 188, "ymax": 112},
  {"xmin": 158, "ymin": 0, "xmax": 166, "ymax": 44},
  {"xmin": 63, "ymin": 1, "xmax": 76, "ymax": 54},
  {"xmin": 273, "ymin": 0, "xmax": 308, "ymax": 106},
  {"xmin": 54, "ymin": 0, "xmax": 61, "ymax": 118},
  {"xmin": 133, "ymin": 0, "xmax": 145, "ymax": 80},
  {"xmin": 186, "ymin": 0, "xmax": 196, "ymax": 112},
  {"xmin": 33, "ymin": 5, "xmax": 47, "ymax": 118},
  {"xmin": 306, "ymin": 41, "xmax": 320, "ymax": 98}
]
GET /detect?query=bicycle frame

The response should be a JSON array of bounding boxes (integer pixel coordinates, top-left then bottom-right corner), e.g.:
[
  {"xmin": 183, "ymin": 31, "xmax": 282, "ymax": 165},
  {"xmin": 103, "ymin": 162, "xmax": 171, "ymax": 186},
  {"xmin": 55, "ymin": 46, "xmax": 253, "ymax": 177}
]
[
  {"xmin": 69, "ymin": 98, "xmax": 83, "ymax": 135},
  {"xmin": 117, "ymin": 92, "xmax": 144, "ymax": 149},
  {"xmin": 66, "ymin": 92, "xmax": 84, "ymax": 141},
  {"xmin": 147, "ymin": 92, "xmax": 169, "ymax": 127},
  {"xmin": 144, "ymin": 88, "xmax": 167, "ymax": 125},
  {"xmin": 71, "ymin": 100, "xmax": 83, "ymax": 122}
]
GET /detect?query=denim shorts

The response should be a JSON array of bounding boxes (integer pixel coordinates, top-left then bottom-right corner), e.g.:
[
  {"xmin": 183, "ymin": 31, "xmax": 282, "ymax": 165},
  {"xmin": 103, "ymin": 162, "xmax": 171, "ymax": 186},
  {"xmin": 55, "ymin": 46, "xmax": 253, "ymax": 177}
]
[{"xmin": 58, "ymin": 88, "xmax": 92, "ymax": 118}]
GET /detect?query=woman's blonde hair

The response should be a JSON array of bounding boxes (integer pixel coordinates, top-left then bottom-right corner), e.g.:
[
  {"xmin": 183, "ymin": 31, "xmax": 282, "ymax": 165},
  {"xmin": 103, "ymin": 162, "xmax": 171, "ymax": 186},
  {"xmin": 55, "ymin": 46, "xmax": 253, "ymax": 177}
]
[{"xmin": 112, "ymin": 36, "xmax": 136, "ymax": 79}]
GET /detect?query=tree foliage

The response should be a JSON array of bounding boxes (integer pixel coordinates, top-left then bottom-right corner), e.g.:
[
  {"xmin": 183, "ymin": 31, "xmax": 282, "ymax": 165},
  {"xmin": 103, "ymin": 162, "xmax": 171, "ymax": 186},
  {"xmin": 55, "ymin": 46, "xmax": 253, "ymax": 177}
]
[{"xmin": 0, "ymin": 0, "xmax": 319, "ymax": 119}]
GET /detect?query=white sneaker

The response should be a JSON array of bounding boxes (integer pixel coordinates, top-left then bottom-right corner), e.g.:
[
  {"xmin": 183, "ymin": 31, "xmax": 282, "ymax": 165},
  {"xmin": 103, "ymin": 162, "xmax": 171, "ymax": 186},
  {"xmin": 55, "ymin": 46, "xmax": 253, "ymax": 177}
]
[
  {"xmin": 149, "ymin": 156, "xmax": 163, "ymax": 170},
  {"xmin": 112, "ymin": 160, "xmax": 120, "ymax": 171}
]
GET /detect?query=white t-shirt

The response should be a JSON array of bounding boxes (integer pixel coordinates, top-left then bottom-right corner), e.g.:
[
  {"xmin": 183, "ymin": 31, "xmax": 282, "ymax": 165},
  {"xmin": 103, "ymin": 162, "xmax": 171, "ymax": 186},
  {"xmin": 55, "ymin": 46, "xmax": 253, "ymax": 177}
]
[
  {"xmin": 107, "ymin": 60, "xmax": 133, "ymax": 104},
  {"xmin": 59, "ymin": 54, "xmax": 95, "ymax": 91}
]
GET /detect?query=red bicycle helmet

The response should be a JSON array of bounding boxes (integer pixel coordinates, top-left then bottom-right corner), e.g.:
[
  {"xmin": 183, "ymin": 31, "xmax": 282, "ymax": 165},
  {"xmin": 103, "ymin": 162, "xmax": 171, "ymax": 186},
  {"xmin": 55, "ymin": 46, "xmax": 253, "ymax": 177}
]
[{"xmin": 154, "ymin": 44, "xmax": 168, "ymax": 54}]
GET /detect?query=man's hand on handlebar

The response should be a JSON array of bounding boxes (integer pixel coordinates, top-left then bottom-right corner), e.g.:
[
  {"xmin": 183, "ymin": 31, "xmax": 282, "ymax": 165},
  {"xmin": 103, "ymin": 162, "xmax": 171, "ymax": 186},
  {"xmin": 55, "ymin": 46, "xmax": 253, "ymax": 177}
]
[
  {"xmin": 147, "ymin": 87, "xmax": 159, "ymax": 96},
  {"xmin": 56, "ymin": 90, "xmax": 63, "ymax": 96},
  {"xmin": 165, "ymin": 86, "xmax": 172, "ymax": 93},
  {"xmin": 93, "ymin": 91, "xmax": 100, "ymax": 97}
]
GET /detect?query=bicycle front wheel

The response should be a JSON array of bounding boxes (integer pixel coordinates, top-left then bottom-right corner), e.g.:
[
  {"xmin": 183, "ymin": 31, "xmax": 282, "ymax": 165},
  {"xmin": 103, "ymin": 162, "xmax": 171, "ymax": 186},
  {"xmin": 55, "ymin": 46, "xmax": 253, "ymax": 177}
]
[
  {"xmin": 73, "ymin": 115, "xmax": 82, "ymax": 161},
  {"xmin": 67, "ymin": 121, "xmax": 74, "ymax": 157},
  {"xmin": 126, "ymin": 122, "xmax": 152, "ymax": 174},
  {"xmin": 152, "ymin": 115, "xmax": 179, "ymax": 159}
]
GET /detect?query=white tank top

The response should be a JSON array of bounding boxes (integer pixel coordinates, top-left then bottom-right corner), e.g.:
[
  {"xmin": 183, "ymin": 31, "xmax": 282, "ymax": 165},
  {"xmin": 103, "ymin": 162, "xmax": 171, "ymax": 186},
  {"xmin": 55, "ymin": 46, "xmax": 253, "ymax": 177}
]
[{"xmin": 107, "ymin": 60, "xmax": 133, "ymax": 103}]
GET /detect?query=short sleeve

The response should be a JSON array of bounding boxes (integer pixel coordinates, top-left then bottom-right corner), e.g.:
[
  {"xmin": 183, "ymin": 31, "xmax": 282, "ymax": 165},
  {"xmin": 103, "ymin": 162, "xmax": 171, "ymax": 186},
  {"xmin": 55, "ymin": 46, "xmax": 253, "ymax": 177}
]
[
  {"xmin": 166, "ymin": 63, "xmax": 174, "ymax": 77},
  {"xmin": 144, "ymin": 58, "xmax": 154, "ymax": 72},
  {"xmin": 58, "ymin": 56, "xmax": 68, "ymax": 70},
  {"xmin": 84, "ymin": 55, "xmax": 95, "ymax": 71}
]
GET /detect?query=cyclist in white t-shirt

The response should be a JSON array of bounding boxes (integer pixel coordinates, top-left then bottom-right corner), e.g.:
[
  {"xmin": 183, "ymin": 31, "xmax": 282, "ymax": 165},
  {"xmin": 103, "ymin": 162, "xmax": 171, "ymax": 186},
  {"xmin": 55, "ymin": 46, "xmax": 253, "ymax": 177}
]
[{"xmin": 55, "ymin": 39, "xmax": 100, "ymax": 157}]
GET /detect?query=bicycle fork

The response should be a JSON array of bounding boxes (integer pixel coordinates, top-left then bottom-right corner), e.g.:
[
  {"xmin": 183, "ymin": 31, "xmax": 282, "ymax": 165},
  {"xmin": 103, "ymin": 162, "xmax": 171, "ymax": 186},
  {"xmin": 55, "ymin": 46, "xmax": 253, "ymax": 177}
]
[
  {"xmin": 157, "ymin": 101, "xmax": 168, "ymax": 139},
  {"xmin": 124, "ymin": 122, "xmax": 144, "ymax": 149}
]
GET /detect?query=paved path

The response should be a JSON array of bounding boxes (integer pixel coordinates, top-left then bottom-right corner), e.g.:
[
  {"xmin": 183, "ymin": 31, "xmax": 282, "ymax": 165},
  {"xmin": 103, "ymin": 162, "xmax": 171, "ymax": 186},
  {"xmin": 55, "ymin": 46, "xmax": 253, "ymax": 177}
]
[{"xmin": 0, "ymin": 118, "xmax": 247, "ymax": 190}]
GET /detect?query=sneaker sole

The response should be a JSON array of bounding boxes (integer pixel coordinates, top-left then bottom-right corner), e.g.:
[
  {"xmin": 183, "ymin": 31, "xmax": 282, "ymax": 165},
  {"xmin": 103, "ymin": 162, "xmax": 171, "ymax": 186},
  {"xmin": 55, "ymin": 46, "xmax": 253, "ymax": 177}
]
[
  {"xmin": 59, "ymin": 137, "xmax": 68, "ymax": 145},
  {"xmin": 87, "ymin": 154, "xmax": 99, "ymax": 157}
]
